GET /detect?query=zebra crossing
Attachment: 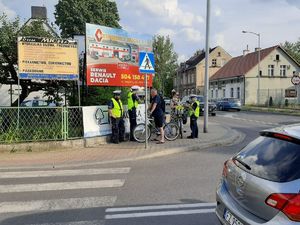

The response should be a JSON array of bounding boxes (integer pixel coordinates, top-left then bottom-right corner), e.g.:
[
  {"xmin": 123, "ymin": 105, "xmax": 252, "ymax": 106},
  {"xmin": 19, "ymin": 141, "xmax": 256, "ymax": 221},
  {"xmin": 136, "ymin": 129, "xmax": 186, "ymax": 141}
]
[{"xmin": 0, "ymin": 166, "xmax": 131, "ymax": 224}]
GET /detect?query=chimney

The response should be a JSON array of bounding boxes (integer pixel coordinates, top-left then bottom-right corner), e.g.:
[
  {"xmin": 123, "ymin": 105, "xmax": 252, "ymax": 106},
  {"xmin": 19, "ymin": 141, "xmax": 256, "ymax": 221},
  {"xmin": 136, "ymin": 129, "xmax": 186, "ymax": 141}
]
[
  {"xmin": 255, "ymin": 47, "xmax": 261, "ymax": 52},
  {"xmin": 243, "ymin": 45, "xmax": 250, "ymax": 56},
  {"xmin": 31, "ymin": 6, "xmax": 47, "ymax": 19}
]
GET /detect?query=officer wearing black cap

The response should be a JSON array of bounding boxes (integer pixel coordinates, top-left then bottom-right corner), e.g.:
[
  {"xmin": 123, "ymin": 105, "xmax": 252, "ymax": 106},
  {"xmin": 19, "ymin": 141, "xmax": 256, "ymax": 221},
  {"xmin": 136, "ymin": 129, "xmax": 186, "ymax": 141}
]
[
  {"xmin": 127, "ymin": 86, "xmax": 140, "ymax": 141},
  {"xmin": 187, "ymin": 94, "xmax": 200, "ymax": 139},
  {"xmin": 108, "ymin": 90, "xmax": 125, "ymax": 144}
]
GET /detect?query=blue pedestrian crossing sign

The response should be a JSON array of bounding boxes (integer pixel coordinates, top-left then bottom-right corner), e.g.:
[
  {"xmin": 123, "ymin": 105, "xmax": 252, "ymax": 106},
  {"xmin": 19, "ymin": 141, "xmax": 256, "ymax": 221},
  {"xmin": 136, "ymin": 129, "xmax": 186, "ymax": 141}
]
[{"xmin": 139, "ymin": 52, "xmax": 155, "ymax": 74}]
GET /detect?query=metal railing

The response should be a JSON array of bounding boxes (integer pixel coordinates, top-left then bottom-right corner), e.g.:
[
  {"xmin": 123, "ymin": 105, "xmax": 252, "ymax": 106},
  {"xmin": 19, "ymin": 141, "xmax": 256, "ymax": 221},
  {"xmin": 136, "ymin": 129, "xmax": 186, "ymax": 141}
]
[
  {"xmin": 258, "ymin": 89, "xmax": 300, "ymax": 108},
  {"xmin": 0, "ymin": 107, "xmax": 83, "ymax": 144}
]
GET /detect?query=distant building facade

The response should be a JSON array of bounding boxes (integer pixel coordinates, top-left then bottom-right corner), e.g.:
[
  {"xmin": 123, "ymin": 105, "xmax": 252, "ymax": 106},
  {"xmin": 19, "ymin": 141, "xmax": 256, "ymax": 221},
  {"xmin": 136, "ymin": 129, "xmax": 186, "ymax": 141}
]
[
  {"xmin": 209, "ymin": 45, "xmax": 300, "ymax": 105},
  {"xmin": 173, "ymin": 46, "xmax": 232, "ymax": 97}
]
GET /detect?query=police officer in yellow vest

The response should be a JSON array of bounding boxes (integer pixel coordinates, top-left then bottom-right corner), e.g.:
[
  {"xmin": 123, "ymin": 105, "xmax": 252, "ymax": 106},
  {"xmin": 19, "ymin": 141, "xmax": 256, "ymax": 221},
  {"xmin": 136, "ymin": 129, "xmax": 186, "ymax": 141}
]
[
  {"xmin": 127, "ymin": 86, "xmax": 140, "ymax": 141},
  {"xmin": 108, "ymin": 90, "xmax": 125, "ymax": 144},
  {"xmin": 187, "ymin": 94, "xmax": 200, "ymax": 139}
]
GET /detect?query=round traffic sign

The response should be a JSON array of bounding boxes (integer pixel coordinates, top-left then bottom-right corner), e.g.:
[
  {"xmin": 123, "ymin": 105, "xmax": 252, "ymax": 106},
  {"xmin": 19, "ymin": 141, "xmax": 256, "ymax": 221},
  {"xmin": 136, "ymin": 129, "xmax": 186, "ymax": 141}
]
[{"xmin": 291, "ymin": 75, "xmax": 300, "ymax": 85}]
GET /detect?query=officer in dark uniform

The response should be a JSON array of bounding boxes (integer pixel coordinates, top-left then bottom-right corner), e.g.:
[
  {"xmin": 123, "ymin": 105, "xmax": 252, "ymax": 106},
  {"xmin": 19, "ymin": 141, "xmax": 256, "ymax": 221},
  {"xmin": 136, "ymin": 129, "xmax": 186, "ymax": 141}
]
[
  {"xmin": 127, "ymin": 86, "xmax": 140, "ymax": 141},
  {"xmin": 187, "ymin": 94, "xmax": 200, "ymax": 139},
  {"xmin": 108, "ymin": 90, "xmax": 125, "ymax": 144}
]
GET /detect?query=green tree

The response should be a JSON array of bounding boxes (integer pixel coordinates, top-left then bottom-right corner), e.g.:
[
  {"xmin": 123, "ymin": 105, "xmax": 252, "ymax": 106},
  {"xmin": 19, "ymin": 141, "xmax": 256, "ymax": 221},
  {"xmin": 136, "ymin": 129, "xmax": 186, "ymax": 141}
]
[
  {"xmin": 0, "ymin": 14, "xmax": 58, "ymax": 106},
  {"xmin": 281, "ymin": 38, "xmax": 300, "ymax": 65},
  {"xmin": 152, "ymin": 35, "xmax": 178, "ymax": 96},
  {"xmin": 55, "ymin": 0, "xmax": 122, "ymax": 105},
  {"xmin": 54, "ymin": 0, "xmax": 121, "ymax": 37}
]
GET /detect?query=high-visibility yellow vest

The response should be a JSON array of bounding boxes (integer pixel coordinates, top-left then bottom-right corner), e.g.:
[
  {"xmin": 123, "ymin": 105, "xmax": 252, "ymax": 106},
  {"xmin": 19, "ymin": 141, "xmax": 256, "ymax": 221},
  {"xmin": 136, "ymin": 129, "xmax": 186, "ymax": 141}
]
[
  {"xmin": 111, "ymin": 98, "xmax": 123, "ymax": 118},
  {"xmin": 189, "ymin": 101, "xmax": 200, "ymax": 118},
  {"xmin": 127, "ymin": 92, "xmax": 138, "ymax": 110}
]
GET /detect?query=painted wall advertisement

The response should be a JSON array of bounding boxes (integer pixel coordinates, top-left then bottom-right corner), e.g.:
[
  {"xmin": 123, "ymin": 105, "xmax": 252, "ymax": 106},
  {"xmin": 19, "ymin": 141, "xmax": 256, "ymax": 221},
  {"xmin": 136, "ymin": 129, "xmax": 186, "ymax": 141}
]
[
  {"xmin": 82, "ymin": 104, "xmax": 145, "ymax": 138},
  {"xmin": 86, "ymin": 23, "xmax": 153, "ymax": 87},
  {"xmin": 18, "ymin": 37, "xmax": 79, "ymax": 80}
]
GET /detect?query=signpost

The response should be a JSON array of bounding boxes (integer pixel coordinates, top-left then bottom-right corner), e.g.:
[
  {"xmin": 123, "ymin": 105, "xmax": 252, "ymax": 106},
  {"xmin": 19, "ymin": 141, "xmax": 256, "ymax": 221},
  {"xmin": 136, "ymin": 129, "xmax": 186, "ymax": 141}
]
[
  {"xmin": 139, "ymin": 52, "xmax": 155, "ymax": 149},
  {"xmin": 291, "ymin": 72, "xmax": 300, "ymax": 104}
]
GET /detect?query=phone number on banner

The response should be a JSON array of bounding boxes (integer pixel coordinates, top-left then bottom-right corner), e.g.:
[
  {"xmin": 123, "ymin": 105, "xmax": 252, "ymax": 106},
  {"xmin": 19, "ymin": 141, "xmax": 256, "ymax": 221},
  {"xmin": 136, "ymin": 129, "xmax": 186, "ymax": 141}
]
[{"xmin": 121, "ymin": 74, "xmax": 151, "ymax": 80}]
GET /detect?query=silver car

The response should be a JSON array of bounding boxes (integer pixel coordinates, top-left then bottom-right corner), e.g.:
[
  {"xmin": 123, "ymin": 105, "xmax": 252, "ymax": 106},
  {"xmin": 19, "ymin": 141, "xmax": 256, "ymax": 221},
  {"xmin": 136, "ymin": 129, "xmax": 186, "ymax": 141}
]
[{"xmin": 216, "ymin": 124, "xmax": 300, "ymax": 225}]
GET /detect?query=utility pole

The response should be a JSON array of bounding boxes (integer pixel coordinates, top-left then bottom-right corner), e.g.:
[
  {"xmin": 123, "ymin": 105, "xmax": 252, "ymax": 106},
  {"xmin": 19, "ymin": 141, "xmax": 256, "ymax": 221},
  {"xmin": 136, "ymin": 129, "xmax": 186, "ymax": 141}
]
[{"xmin": 203, "ymin": 0, "xmax": 211, "ymax": 133}]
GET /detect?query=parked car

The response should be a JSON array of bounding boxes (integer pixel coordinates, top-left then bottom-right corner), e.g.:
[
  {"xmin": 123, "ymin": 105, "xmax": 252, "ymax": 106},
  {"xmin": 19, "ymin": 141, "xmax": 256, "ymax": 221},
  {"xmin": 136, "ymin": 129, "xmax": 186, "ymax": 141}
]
[
  {"xmin": 180, "ymin": 95, "xmax": 216, "ymax": 116},
  {"xmin": 216, "ymin": 123, "xmax": 300, "ymax": 225},
  {"xmin": 21, "ymin": 99, "xmax": 57, "ymax": 107},
  {"xmin": 217, "ymin": 98, "xmax": 241, "ymax": 111}
]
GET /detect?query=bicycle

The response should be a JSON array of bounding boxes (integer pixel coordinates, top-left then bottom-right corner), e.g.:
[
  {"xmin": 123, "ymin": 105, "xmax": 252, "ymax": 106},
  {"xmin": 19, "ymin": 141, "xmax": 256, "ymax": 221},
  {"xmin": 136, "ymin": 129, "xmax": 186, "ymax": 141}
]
[
  {"xmin": 170, "ymin": 105, "xmax": 188, "ymax": 139},
  {"xmin": 133, "ymin": 116, "xmax": 179, "ymax": 143}
]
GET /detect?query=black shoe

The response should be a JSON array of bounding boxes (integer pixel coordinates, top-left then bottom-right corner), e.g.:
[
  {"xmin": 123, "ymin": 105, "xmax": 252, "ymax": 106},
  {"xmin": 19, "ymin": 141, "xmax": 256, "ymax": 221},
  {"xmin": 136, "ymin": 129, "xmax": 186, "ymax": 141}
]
[
  {"xmin": 112, "ymin": 141, "xmax": 119, "ymax": 144},
  {"xmin": 130, "ymin": 138, "xmax": 136, "ymax": 142},
  {"xmin": 187, "ymin": 136, "xmax": 194, "ymax": 139}
]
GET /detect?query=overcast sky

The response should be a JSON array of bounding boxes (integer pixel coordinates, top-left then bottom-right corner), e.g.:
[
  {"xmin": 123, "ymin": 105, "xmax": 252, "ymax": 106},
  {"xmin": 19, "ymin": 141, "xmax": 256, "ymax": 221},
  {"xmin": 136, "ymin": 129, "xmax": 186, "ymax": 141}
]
[{"xmin": 1, "ymin": 0, "xmax": 300, "ymax": 61}]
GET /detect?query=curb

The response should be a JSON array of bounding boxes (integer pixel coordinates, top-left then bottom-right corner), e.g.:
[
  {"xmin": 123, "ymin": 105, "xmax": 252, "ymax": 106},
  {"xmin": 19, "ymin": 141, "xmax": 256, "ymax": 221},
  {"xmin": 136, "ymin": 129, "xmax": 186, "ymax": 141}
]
[
  {"xmin": 0, "ymin": 125, "xmax": 244, "ymax": 170},
  {"xmin": 242, "ymin": 108, "xmax": 300, "ymax": 116}
]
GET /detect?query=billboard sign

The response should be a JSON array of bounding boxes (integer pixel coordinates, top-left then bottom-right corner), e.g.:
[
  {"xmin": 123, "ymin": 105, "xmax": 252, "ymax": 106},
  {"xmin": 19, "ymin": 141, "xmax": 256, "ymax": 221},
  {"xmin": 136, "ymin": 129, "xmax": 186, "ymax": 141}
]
[
  {"xmin": 86, "ymin": 23, "xmax": 153, "ymax": 87},
  {"xmin": 18, "ymin": 37, "xmax": 79, "ymax": 80}
]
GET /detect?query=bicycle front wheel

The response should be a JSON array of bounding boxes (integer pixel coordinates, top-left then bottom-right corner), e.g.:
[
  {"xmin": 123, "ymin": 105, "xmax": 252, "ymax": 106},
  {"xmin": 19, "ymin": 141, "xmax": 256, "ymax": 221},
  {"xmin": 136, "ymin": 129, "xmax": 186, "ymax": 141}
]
[
  {"xmin": 133, "ymin": 123, "xmax": 151, "ymax": 143},
  {"xmin": 164, "ymin": 122, "xmax": 179, "ymax": 141}
]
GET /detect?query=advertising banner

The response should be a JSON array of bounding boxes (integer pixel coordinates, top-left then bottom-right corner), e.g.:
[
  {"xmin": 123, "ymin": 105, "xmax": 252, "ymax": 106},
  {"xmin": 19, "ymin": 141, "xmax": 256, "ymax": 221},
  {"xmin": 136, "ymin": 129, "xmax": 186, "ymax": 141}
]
[
  {"xmin": 18, "ymin": 37, "xmax": 79, "ymax": 80},
  {"xmin": 82, "ymin": 104, "xmax": 145, "ymax": 138},
  {"xmin": 86, "ymin": 23, "xmax": 153, "ymax": 87}
]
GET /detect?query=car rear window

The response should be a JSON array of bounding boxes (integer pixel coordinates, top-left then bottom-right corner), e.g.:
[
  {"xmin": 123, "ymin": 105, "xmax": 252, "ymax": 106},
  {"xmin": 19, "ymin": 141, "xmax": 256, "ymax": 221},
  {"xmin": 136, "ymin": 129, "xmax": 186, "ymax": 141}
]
[{"xmin": 235, "ymin": 136, "xmax": 300, "ymax": 182}]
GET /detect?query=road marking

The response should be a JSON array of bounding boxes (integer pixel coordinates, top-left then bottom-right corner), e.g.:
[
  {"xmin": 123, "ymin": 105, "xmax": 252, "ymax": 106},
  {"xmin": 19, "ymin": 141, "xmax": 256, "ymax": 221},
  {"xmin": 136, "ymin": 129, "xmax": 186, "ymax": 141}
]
[
  {"xmin": 0, "ymin": 196, "xmax": 116, "ymax": 214},
  {"xmin": 0, "ymin": 167, "xmax": 131, "ymax": 179},
  {"xmin": 106, "ymin": 202, "xmax": 217, "ymax": 212},
  {"xmin": 0, "ymin": 180, "xmax": 125, "ymax": 193},
  {"xmin": 105, "ymin": 208, "xmax": 215, "ymax": 219},
  {"xmin": 28, "ymin": 221, "xmax": 105, "ymax": 225}
]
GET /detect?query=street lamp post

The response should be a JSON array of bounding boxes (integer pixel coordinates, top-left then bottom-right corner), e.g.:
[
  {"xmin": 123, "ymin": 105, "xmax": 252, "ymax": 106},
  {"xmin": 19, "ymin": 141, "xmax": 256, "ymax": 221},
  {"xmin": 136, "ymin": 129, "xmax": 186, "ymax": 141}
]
[{"xmin": 242, "ymin": 30, "xmax": 261, "ymax": 105}]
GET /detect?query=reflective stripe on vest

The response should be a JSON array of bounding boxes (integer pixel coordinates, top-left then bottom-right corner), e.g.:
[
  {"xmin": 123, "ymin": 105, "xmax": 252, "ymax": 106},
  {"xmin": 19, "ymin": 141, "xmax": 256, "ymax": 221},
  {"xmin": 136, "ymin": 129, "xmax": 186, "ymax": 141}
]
[
  {"xmin": 127, "ymin": 92, "xmax": 138, "ymax": 110},
  {"xmin": 189, "ymin": 101, "xmax": 200, "ymax": 118},
  {"xmin": 111, "ymin": 98, "xmax": 123, "ymax": 118}
]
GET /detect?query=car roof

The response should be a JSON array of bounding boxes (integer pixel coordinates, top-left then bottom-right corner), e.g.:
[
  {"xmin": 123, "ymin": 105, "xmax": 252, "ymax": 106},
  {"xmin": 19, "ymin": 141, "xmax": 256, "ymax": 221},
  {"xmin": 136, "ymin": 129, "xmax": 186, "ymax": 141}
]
[{"xmin": 261, "ymin": 123, "xmax": 300, "ymax": 140}]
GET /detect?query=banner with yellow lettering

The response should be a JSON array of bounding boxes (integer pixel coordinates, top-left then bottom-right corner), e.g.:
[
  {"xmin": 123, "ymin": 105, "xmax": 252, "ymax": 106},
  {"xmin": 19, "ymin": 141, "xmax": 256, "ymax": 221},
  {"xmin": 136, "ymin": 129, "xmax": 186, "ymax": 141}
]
[{"xmin": 86, "ymin": 23, "xmax": 153, "ymax": 87}]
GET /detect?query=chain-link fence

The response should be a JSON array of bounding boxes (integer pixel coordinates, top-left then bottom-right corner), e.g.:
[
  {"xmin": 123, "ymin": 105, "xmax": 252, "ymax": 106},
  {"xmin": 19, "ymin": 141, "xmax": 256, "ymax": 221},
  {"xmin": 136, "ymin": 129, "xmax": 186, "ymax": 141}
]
[
  {"xmin": 259, "ymin": 89, "xmax": 300, "ymax": 108},
  {"xmin": 0, "ymin": 107, "xmax": 83, "ymax": 144}
]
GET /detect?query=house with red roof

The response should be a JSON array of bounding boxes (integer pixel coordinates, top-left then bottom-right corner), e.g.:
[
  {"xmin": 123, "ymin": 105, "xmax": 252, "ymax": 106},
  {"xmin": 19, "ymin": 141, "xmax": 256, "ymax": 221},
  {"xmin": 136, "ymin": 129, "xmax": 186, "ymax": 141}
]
[{"xmin": 209, "ymin": 45, "xmax": 300, "ymax": 105}]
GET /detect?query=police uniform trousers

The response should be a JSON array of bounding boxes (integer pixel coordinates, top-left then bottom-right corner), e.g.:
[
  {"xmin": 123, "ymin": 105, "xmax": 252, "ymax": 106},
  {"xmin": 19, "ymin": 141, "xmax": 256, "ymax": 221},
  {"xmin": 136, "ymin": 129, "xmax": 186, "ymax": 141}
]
[
  {"xmin": 128, "ymin": 108, "xmax": 137, "ymax": 141},
  {"xmin": 190, "ymin": 115, "xmax": 198, "ymax": 138},
  {"xmin": 111, "ymin": 117, "xmax": 125, "ymax": 143}
]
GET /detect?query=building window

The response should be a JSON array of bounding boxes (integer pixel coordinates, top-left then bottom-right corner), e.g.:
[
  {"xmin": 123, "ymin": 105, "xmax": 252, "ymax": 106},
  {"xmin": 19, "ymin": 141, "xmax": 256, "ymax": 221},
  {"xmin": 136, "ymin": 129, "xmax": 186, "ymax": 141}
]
[
  {"xmin": 223, "ymin": 89, "xmax": 226, "ymax": 98},
  {"xmin": 276, "ymin": 54, "xmax": 280, "ymax": 61},
  {"xmin": 268, "ymin": 65, "xmax": 274, "ymax": 76},
  {"xmin": 237, "ymin": 87, "xmax": 240, "ymax": 99},
  {"xmin": 230, "ymin": 88, "xmax": 234, "ymax": 98},
  {"xmin": 191, "ymin": 88, "xmax": 194, "ymax": 94},
  {"xmin": 211, "ymin": 90, "xmax": 214, "ymax": 98},
  {"xmin": 212, "ymin": 59, "xmax": 217, "ymax": 67},
  {"xmin": 218, "ymin": 52, "xmax": 221, "ymax": 57},
  {"xmin": 216, "ymin": 90, "xmax": 218, "ymax": 99},
  {"xmin": 280, "ymin": 65, "xmax": 287, "ymax": 77}
]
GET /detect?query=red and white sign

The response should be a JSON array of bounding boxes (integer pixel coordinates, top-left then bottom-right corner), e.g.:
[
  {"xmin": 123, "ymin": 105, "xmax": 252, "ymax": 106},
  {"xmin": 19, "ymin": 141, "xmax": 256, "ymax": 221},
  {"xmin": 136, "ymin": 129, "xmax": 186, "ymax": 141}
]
[
  {"xmin": 95, "ymin": 29, "xmax": 103, "ymax": 43},
  {"xmin": 86, "ymin": 23, "xmax": 153, "ymax": 87}
]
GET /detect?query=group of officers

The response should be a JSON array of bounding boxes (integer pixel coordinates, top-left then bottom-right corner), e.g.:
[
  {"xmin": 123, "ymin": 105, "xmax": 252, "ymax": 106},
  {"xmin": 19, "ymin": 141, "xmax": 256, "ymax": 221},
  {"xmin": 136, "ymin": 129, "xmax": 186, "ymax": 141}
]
[{"xmin": 107, "ymin": 87, "xmax": 201, "ymax": 144}]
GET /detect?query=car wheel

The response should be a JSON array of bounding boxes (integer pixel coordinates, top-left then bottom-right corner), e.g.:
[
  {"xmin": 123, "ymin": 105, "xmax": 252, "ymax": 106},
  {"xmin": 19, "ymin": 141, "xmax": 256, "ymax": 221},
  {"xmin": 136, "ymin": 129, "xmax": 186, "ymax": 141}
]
[{"xmin": 211, "ymin": 112, "xmax": 216, "ymax": 116}]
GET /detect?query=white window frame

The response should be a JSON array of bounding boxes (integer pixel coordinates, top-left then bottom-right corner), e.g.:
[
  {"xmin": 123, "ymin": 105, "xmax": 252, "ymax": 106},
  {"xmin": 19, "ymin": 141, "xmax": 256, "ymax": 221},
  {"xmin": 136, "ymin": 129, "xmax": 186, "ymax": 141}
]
[
  {"xmin": 268, "ymin": 65, "xmax": 274, "ymax": 76},
  {"xmin": 212, "ymin": 59, "xmax": 217, "ymax": 67},
  {"xmin": 280, "ymin": 65, "xmax": 287, "ymax": 77},
  {"xmin": 230, "ymin": 88, "xmax": 234, "ymax": 98}
]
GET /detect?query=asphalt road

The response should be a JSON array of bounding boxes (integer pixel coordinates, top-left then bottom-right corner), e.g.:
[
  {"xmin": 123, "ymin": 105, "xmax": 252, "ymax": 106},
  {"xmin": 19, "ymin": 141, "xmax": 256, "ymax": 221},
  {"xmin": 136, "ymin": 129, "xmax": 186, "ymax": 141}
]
[{"xmin": 0, "ymin": 111, "xmax": 299, "ymax": 225}]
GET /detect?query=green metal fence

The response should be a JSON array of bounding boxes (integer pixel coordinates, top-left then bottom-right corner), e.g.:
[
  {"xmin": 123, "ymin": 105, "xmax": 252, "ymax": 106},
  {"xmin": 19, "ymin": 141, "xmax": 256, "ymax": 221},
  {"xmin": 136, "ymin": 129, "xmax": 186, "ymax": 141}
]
[{"xmin": 0, "ymin": 107, "xmax": 83, "ymax": 144}]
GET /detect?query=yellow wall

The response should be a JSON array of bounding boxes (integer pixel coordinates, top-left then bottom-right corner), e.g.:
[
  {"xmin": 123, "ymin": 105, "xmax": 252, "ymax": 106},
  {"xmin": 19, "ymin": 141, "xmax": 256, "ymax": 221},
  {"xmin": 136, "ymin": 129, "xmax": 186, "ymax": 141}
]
[{"xmin": 196, "ymin": 46, "xmax": 232, "ymax": 89}]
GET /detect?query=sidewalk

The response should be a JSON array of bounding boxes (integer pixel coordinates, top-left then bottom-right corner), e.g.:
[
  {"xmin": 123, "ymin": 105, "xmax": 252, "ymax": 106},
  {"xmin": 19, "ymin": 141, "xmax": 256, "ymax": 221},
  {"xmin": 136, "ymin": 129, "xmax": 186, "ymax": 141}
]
[{"xmin": 0, "ymin": 121, "xmax": 243, "ymax": 168}]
